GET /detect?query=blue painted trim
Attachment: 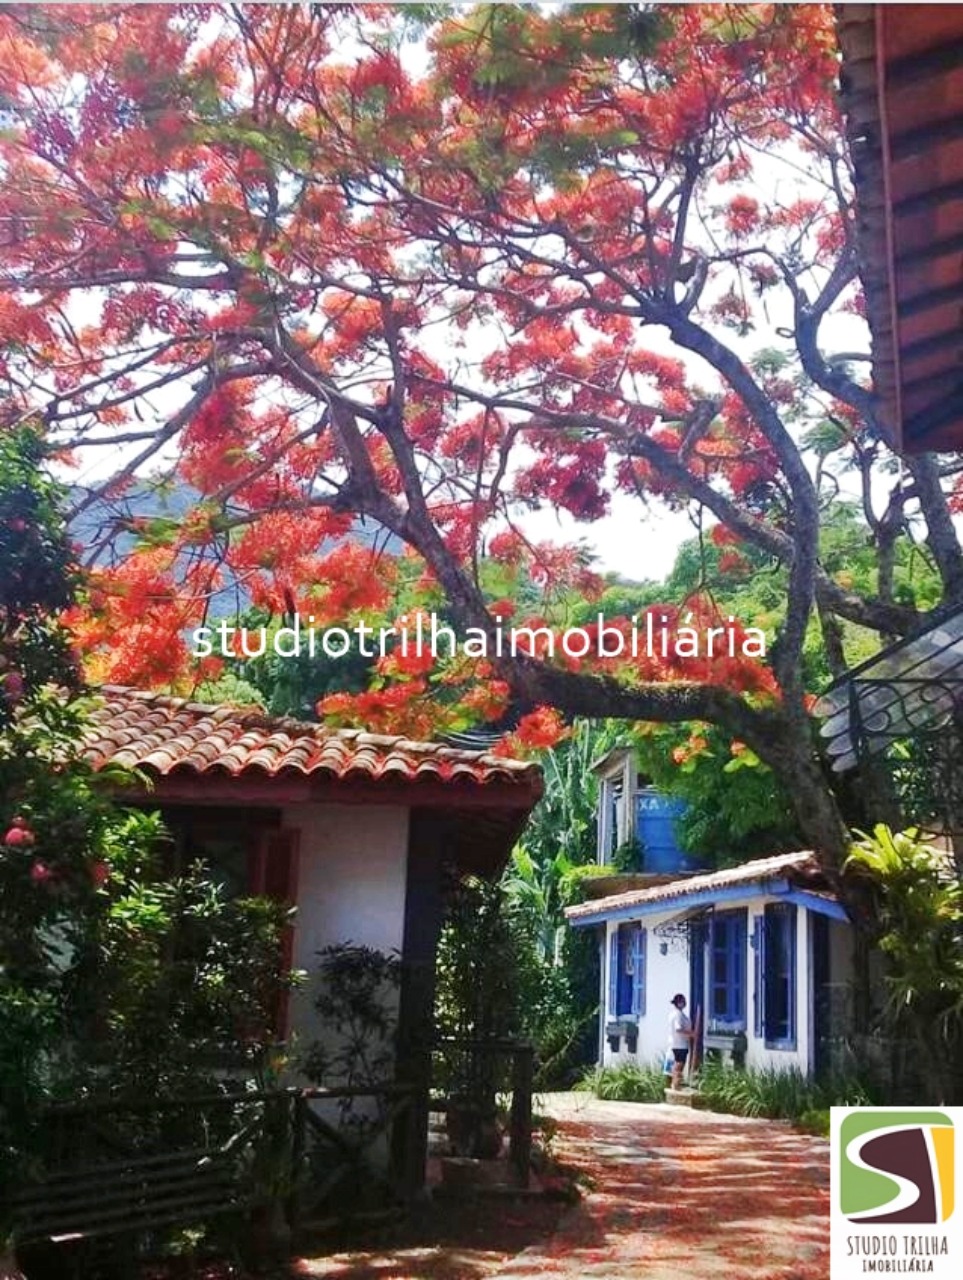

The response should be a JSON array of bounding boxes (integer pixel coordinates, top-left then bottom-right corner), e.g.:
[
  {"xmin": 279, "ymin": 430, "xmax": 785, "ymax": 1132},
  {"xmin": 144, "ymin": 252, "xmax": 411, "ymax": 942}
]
[
  {"xmin": 770, "ymin": 888, "xmax": 849, "ymax": 922},
  {"xmin": 709, "ymin": 909, "xmax": 747, "ymax": 1026},
  {"xmin": 762, "ymin": 903, "xmax": 797, "ymax": 1051},
  {"xmin": 567, "ymin": 878, "xmax": 791, "ymax": 928},
  {"xmin": 607, "ymin": 930, "xmax": 619, "ymax": 1016},
  {"xmin": 752, "ymin": 915, "xmax": 763, "ymax": 1039}
]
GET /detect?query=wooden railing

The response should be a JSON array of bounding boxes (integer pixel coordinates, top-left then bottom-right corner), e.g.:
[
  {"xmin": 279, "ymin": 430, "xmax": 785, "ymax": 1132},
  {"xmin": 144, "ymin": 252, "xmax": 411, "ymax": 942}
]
[
  {"xmin": 10, "ymin": 1043, "xmax": 534, "ymax": 1261},
  {"xmin": 431, "ymin": 1037, "xmax": 535, "ymax": 1187},
  {"xmin": 11, "ymin": 1081, "xmax": 420, "ymax": 1259},
  {"xmin": 290, "ymin": 1082, "xmax": 419, "ymax": 1230}
]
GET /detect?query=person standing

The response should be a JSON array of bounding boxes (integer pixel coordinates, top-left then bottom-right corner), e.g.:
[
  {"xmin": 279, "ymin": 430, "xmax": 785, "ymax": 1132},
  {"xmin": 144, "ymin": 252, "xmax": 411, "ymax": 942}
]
[{"xmin": 667, "ymin": 993, "xmax": 694, "ymax": 1090}]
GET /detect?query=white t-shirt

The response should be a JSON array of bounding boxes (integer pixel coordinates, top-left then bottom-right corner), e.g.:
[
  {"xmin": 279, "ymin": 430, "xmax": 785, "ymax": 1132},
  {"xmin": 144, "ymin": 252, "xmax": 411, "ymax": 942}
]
[{"xmin": 668, "ymin": 1007, "xmax": 692, "ymax": 1050}]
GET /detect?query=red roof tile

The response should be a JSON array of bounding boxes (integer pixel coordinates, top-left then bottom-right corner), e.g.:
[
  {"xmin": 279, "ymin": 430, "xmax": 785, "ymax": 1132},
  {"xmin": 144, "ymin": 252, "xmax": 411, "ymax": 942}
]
[
  {"xmin": 564, "ymin": 850, "xmax": 826, "ymax": 921},
  {"xmin": 83, "ymin": 686, "xmax": 541, "ymax": 792}
]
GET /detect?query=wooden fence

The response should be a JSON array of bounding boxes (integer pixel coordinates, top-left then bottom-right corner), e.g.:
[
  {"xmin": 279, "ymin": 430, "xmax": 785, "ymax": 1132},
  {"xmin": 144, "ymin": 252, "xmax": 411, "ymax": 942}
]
[
  {"xmin": 11, "ymin": 1042, "xmax": 535, "ymax": 1263},
  {"xmin": 11, "ymin": 1082, "xmax": 419, "ymax": 1261}
]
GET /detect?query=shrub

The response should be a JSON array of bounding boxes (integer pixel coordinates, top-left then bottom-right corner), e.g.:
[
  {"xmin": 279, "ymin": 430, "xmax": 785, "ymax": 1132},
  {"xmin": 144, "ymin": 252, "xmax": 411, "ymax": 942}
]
[
  {"xmin": 80, "ymin": 848, "xmax": 295, "ymax": 1097},
  {"xmin": 0, "ymin": 428, "xmax": 297, "ymax": 1252},
  {"xmin": 576, "ymin": 1060, "xmax": 666, "ymax": 1102},
  {"xmin": 611, "ymin": 837, "xmax": 644, "ymax": 873},
  {"xmin": 846, "ymin": 825, "xmax": 963, "ymax": 1102},
  {"xmin": 301, "ymin": 942, "xmax": 401, "ymax": 1122},
  {"xmin": 434, "ymin": 874, "xmax": 539, "ymax": 1124},
  {"xmin": 694, "ymin": 1059, "xmax": 873, "ymax": 1122},
  {"xmin": 796, "ymin": 1109, "xmax": 830, "ymax": 1136}
]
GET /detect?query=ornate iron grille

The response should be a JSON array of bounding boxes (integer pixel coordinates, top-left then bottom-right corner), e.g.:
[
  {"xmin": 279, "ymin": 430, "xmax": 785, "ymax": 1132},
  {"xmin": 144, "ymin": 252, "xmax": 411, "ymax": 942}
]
[
  {"xmin": 817, "ymin": 607, "xmax": 963, "ymax": 833},
  {"xmin": 653, "ymin": 907, "xmax": 710, "ymax": 954}
]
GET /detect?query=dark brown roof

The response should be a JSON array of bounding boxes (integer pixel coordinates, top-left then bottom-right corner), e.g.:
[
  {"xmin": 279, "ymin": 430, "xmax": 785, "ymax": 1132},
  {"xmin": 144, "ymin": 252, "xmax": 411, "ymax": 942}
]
[{"xmin": 839, "ymin": 5, "xmax": 963, "ymax": 452}]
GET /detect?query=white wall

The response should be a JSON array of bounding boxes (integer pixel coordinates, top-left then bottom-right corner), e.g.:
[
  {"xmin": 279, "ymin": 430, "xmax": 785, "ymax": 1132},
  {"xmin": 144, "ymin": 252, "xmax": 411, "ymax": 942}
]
[
  {"xmin": 598, "ymin": 893, "xmax": 835, "ymax": 1077},
  {"xmin": 283, "ymin": 803, "xmax": 410, "ymax": 1063},
  {"xmin": 601, "ymin": 918, "xmax": 688, "ymax": 1068}
]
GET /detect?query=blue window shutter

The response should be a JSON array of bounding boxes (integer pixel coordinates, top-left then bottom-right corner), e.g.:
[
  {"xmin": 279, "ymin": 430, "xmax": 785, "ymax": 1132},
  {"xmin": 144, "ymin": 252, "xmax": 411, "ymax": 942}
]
[
  {"xmin": 734, "ymin": 912, "xmax": 747, "ymax": 1023},
  {"xmin": 761, "ymin": 904, "xmax": 797, "ymax": 1048},
  {"xmin": 787, "ymin": 905, "xmax": 798, "ymax": 1047},
  {"xmin": 708, "ymin": 910, "xmax": 747, "ymax": 1026},
  {"xmin": 640, "ymin": 927, "xmax": 647, "ymax": 1016},
  {"xmin": 608, "ymin": 929, "xmax": 619, "ymax": 1016},
  {"xmin": 752, "ymin": 915, "xmax": 764, "ymax": 1038},
  {"xmin": 631, "ymin": 926, "xmax": 646, "ymax": 1017}
]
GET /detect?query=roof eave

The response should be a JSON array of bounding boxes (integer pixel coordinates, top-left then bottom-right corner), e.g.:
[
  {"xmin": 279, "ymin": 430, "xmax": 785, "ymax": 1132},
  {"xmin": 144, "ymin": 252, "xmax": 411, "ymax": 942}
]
[
  {"xmin": 838, "ymin": 4, "xmax": 963, "ymax": 454},
  {"xmin": 838, "ymin": 4, "xmax": 903, "ymax": 452}
]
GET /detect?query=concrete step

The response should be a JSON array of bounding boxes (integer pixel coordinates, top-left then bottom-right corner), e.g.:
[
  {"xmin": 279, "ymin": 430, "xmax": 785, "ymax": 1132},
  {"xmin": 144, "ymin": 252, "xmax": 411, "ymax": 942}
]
[{"xmin": 663, "ymin": 1087, "xmax": 702, "ymax": 1107}]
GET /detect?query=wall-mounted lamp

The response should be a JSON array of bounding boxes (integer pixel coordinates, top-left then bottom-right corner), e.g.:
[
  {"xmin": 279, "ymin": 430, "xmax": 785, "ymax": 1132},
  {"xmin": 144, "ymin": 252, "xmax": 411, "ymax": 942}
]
[{"xmin": 659, "ymin": 941, "xmax": 668, "ymax": 956}]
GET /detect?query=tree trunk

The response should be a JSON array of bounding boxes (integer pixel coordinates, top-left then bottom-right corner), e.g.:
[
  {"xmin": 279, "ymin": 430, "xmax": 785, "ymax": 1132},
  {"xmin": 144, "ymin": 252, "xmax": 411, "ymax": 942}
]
[{"xmin": 765, "ymin": 727, "xmax": 851, "ymax": 870}]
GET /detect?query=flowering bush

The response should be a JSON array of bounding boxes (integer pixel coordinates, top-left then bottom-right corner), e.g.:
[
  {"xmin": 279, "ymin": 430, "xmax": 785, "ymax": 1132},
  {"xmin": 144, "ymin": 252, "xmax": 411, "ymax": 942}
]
[{"xmin": 0, "ymin": 427, "xmax": 294, "ymax": 1251}]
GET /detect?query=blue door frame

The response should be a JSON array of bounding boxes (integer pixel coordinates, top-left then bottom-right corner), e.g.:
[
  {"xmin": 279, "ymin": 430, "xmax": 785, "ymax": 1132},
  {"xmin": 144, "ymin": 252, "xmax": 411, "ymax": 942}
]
[{"xmin": 688, "ymin": 916, "xmax": 707, "ymax": 1061}]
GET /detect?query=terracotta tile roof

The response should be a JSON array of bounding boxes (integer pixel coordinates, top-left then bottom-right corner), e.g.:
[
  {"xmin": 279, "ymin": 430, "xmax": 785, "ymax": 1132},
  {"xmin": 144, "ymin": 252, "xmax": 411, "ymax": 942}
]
[
  {"xmin": 83, "ymin": 686, "xmax": 541, "ymax": 791},
  {"xmin": 564, "ymin": 850, "xmax": 825, "ymax": 921}
]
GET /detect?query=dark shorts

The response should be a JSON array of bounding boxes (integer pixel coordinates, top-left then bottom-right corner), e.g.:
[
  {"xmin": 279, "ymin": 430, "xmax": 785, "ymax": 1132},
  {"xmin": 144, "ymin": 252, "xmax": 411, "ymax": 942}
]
[{"xmin": 672, "ymin": 1048, "xmax": 688, "ymax": 1064}]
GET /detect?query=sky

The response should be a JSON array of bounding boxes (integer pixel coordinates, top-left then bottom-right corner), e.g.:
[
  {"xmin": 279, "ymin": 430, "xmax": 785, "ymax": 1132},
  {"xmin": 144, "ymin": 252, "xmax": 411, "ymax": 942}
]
[{"xmin": 58, "ymin": 3, "xmax": 887, "ymax": 590}]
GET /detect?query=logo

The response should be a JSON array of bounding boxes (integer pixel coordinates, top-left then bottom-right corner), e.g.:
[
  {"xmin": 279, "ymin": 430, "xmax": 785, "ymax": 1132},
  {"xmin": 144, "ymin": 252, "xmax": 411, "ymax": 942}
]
[{"xmin": 839, "ymin": 1111, "xmax": 955, "ymax": 1225}]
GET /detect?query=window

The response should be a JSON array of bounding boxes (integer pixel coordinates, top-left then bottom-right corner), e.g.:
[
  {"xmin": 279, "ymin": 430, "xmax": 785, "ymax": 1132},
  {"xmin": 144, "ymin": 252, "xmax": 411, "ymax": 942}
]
[
  {"xmin": 599, "ymin": 777, "xmax": 624, "ymax": 863},
  {"xmin": 162, "ymin": 807, "xmax": 277, "ymax": 894},
  {"xmin": 161, "ymin": 809, "xmax": 299, "ymax": 1037},
  {"xmin": 708, "ymin": 910, "xmax": 747, "ymax": 1030},
  {"xmin": 755, "ymin": 904, "xmax": 797, "ymax": 1049},
  {"xmin": 608, "ymin": 923, "xmax": 646, "ymax": 1017}
]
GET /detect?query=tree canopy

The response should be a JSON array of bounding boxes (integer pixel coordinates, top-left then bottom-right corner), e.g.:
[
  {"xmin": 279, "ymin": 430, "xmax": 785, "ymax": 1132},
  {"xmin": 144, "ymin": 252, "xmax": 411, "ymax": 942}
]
[{"xmin": 2, "ymin": 3, "xmax": 961, "ymax": 866}]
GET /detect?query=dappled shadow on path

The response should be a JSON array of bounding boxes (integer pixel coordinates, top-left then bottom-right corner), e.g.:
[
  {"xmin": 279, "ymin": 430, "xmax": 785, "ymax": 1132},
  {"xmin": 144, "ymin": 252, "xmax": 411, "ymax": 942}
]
[
  {"xmin": 291, "ymin": 1195, "xmax": 567, "ymax": 1280},
  {"xmin": 291, "ymin": 1101, "xmax": 830, "ymax": 1280},
  {"xmin": 491, "ymin": 1102, "xmax": 830, "ymax": 1280}
]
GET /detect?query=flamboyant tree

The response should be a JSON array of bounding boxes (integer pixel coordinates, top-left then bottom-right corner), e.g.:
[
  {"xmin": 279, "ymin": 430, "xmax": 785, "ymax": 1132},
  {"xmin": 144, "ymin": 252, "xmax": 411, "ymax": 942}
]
[{"xmin": 1, "ymin": 3, "xmax": 961, "ymax": 867}]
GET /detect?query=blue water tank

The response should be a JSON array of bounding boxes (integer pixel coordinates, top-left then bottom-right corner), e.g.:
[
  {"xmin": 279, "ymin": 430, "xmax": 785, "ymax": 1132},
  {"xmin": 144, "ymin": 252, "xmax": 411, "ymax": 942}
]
[{"xmin": 634, "ymin": 789, "xmax": 706, "ymax": 873}]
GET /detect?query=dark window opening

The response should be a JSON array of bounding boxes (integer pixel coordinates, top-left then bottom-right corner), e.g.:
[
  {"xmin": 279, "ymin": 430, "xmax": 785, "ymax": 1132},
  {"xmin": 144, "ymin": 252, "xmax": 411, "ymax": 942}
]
[
  {"xmin": 604, "ymin": 778, "xmax": 624, "ymax": 861},
  {"xmin": 762, "ymin": 903, "xmax": 797, "ymax": 1049}
]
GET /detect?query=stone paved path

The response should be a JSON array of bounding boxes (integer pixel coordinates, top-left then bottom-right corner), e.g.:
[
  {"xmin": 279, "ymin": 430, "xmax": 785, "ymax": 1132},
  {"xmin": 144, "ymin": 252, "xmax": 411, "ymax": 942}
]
[
  {"xmin": 492, "ymin": 1094, "xmax": 830, "ymax": 1280},
  {"xmin": 297, "ymin": 1095, "xmax": 831, "ymax": 1280}
]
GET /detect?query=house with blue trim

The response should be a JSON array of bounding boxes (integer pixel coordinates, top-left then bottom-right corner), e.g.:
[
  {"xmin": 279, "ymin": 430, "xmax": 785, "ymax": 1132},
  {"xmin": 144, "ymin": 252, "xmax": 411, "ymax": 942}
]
[{"xmin": 565, "ymin": 749, "xmax": 855, "ymax": 1077}]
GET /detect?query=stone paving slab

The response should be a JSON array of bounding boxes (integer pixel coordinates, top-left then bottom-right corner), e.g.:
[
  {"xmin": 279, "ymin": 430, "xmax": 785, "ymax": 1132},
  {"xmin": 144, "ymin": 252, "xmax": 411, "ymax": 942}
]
[
  {"xmin": 493, "ymin": 1094, "xmax": 830, "ymax": 1280},
  {"xmin": 295, "ymin": 1094, "xmax": 831, "ymax": 1280}
]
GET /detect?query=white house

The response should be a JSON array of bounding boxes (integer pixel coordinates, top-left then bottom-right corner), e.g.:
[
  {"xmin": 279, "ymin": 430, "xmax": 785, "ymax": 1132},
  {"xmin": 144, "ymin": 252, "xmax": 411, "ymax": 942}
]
[
  {"xmin": 567, "ymin": 747, "xmax": 854, "ymax": 1077},
  {"xmin": 81, "ymin": 685, "xmax": 543, "ymax": 1183},
  {"xmin": 566, "ymin": 850, "xmax": 853, "ymax": 1076}
]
